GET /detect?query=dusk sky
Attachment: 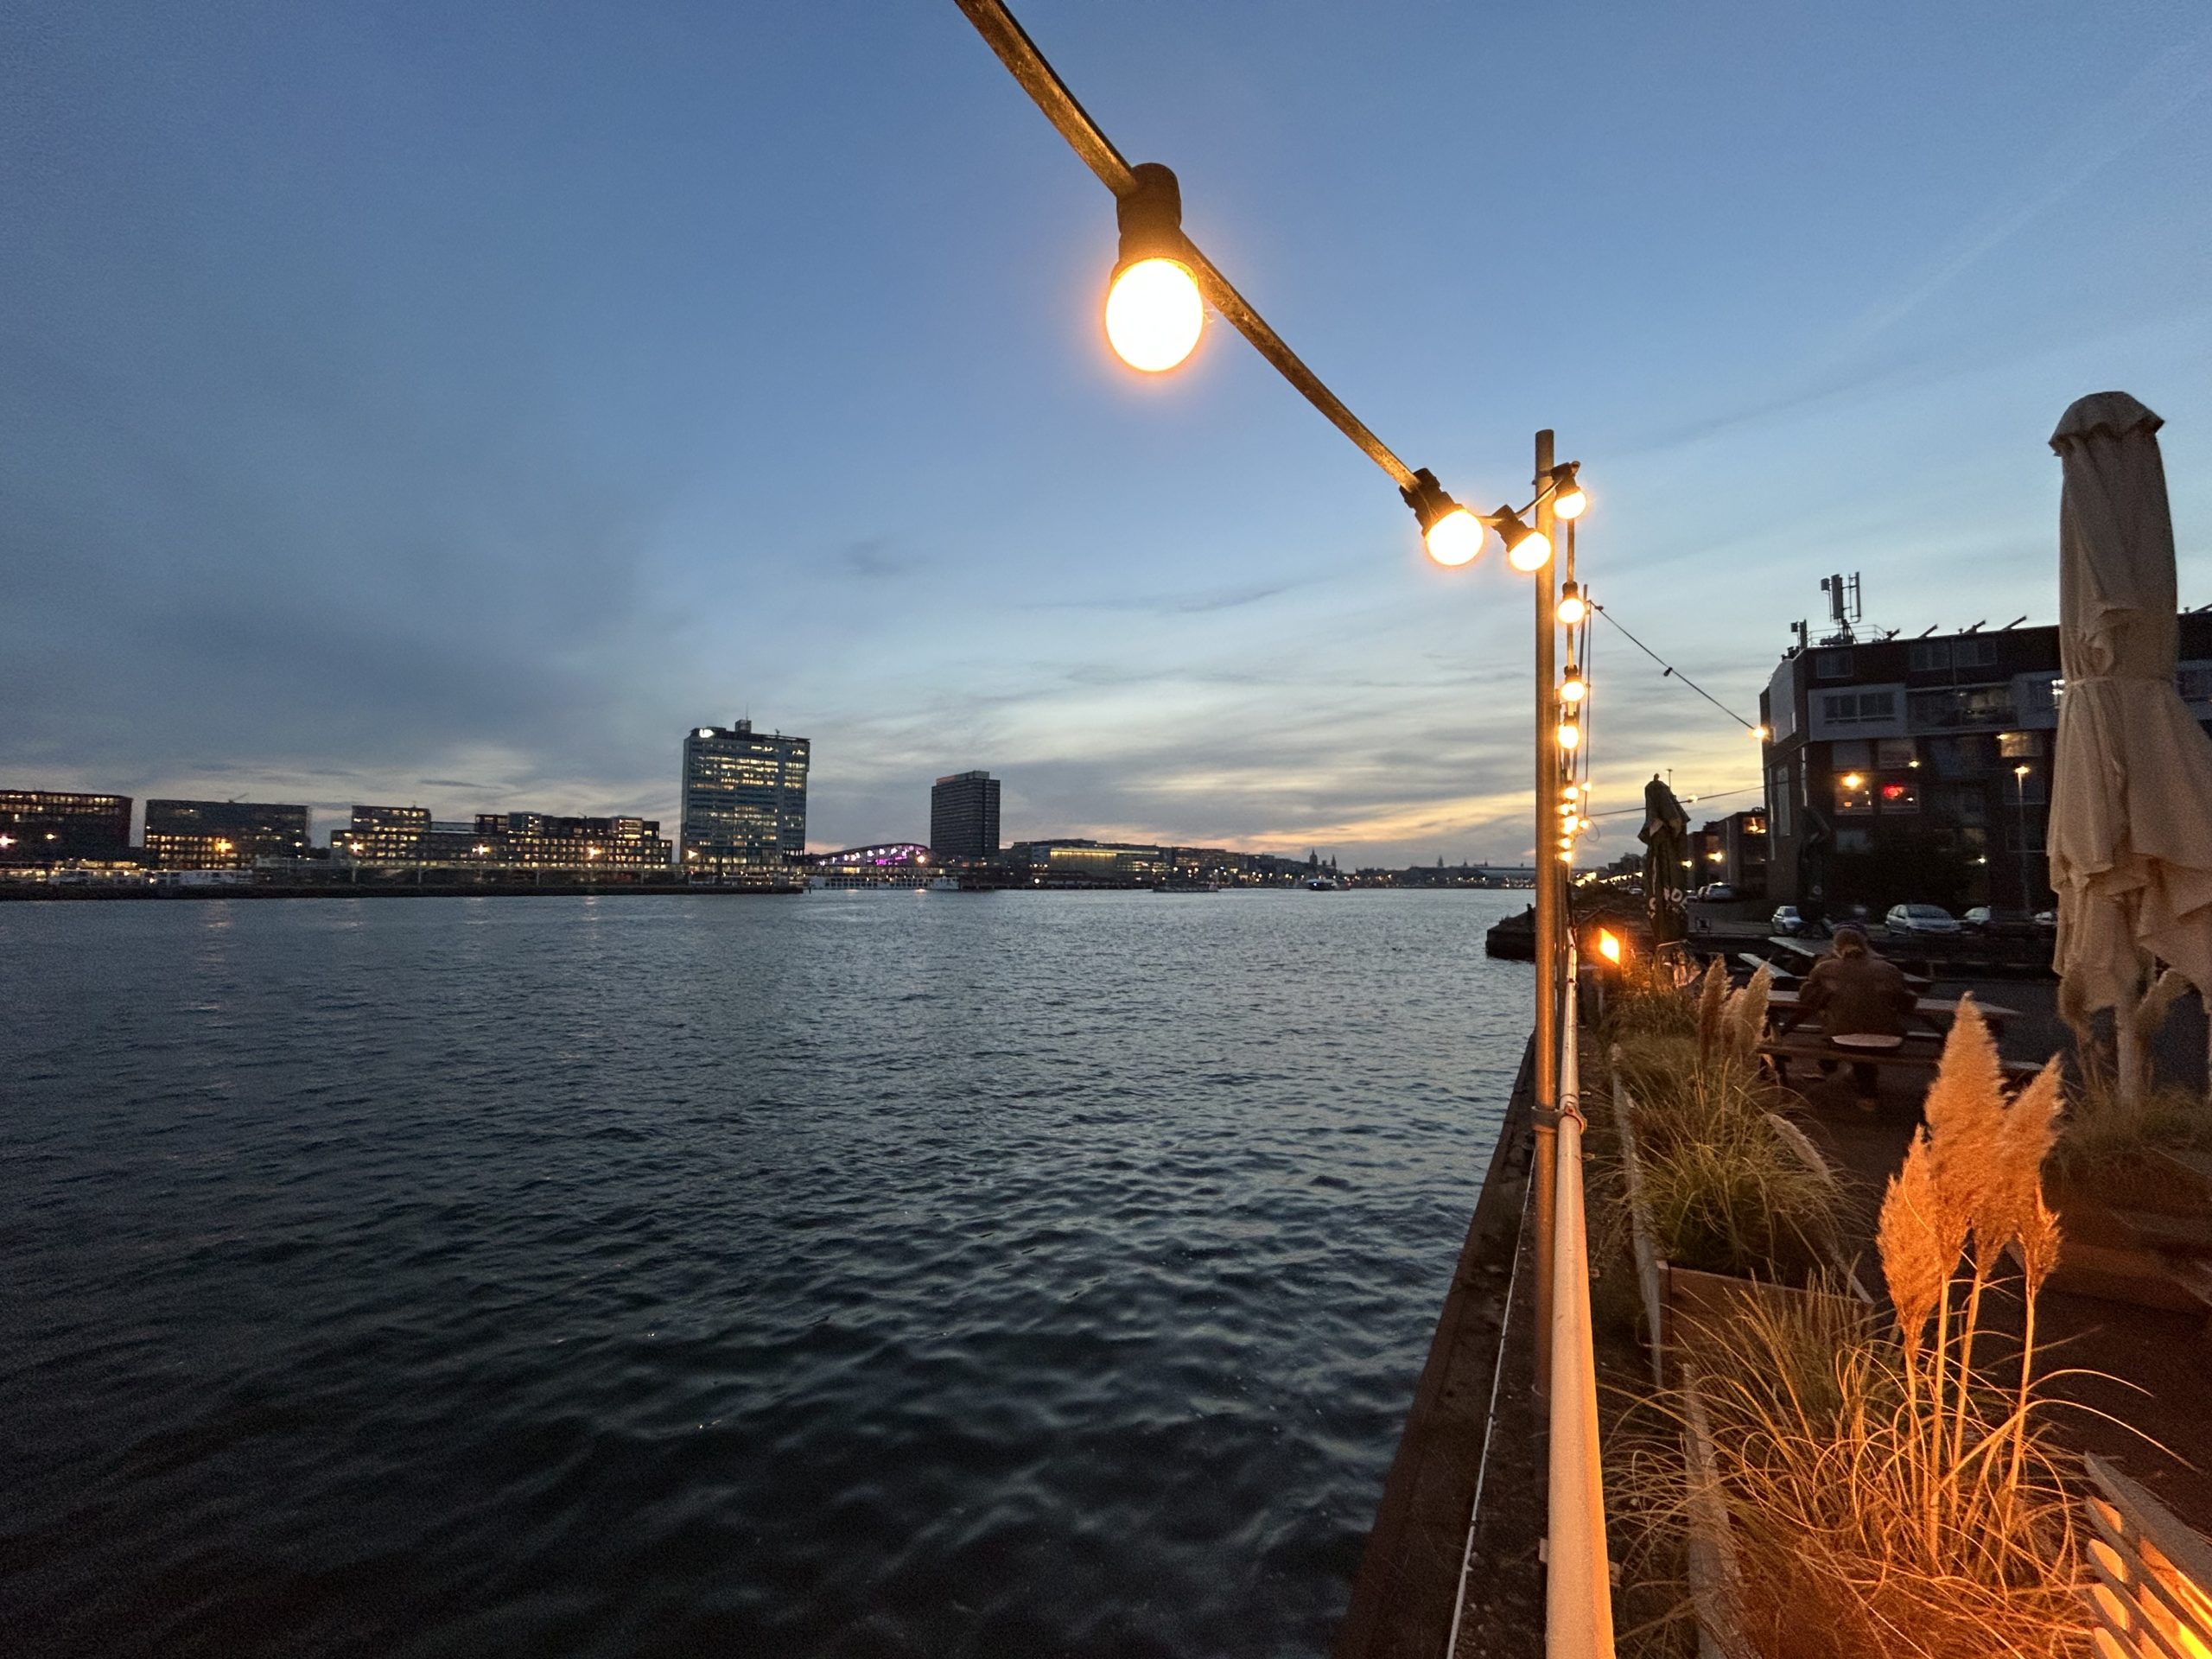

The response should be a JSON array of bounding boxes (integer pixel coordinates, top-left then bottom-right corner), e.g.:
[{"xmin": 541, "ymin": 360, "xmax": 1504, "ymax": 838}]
[{"xmin": 5, "ymin": 2, "xmax": 2208, "ymax": 866}]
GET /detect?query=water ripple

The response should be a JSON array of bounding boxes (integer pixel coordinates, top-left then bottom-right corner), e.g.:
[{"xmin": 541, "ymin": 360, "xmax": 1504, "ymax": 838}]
[{"xmin": 0, "ymin": 890, "xmax": 1526, "ymax": 1656}]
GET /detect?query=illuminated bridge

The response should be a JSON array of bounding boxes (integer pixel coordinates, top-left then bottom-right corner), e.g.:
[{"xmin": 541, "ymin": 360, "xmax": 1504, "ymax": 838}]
[{"xmin": 800, "ymin": 842, "xmax": 941, "ymax": 889}]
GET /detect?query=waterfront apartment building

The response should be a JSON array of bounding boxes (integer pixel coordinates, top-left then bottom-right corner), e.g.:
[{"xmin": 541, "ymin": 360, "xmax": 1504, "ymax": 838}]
[
  {"xmin": 1759, "ymin": 613, "xmax": 2212, "ymax": 915},
  {"xmin": 681, "ymin": 721, "xmax": 809, "ymax": 872},
  {"xmin": 0, "ymin": 790, "xmax": 132, "ymax": 866},
  {"xmin": 335, "ymin": 805, "xmax": 669, "ymax": 870},
  {"xmin": 488, "ymin": 812, "xmax": 669, "ymax": 869},
  {"xmin": 340, "ymin": 804, "xmax": 436, "ymax": 861},
  {"xmin": 143, "ymin": 799, "xmax": 312, "ymax": 869},
  {"xmin": 929, "ymin": 770, "xmax": 1001, "ymax": 861}
]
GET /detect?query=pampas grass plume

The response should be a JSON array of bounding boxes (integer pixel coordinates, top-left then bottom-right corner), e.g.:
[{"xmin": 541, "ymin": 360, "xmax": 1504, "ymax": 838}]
[
  {"xmin": 1878, "ymin": 1130, "xmax": 1946, "ymax": 1354},
  {"xmin": 1696, "ymin": 957, "xmax": 1728, "ymax": 1070}
]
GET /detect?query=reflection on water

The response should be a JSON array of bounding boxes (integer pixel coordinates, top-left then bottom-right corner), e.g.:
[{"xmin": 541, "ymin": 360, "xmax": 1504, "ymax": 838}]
[{"xmin": 0, "ymin": 890, "xmax": 1527, "ymax": 1657}]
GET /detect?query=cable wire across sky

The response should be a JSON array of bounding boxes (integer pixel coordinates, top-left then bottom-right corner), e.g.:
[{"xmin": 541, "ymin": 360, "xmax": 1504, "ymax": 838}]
[{"xmin": 1590, "ymin": 603, "xmax": 1761, "ymax": 732}]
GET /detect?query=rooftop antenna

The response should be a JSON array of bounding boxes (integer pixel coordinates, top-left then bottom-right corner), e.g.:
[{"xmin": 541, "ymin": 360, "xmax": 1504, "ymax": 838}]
[
  {"xmin": 1917, "ymin": 624, "xmax": 1939, "ymax": 638},
  {"xmin": 1818, "ymin": 572, "xmax": 1862, "ymax": 645},
  {"xmin": 2001, "ymin": 615, "xmax": 2028, "ymax": 630},
  {"xmin": 1961, "ymin": 620, "xmax": 1987, "ymax": 634}
]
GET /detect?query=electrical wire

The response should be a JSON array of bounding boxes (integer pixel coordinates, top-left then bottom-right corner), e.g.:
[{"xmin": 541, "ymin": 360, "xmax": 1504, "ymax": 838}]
[{"xmin": 1591, "ymin": 603, "xmax": 1758, "ymax": 733}]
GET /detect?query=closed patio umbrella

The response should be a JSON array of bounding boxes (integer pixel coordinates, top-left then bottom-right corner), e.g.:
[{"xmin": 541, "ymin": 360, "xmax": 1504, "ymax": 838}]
[{"xmin": 2047, "ymin": 391, "xmax": 2212, "ymax": 1095}]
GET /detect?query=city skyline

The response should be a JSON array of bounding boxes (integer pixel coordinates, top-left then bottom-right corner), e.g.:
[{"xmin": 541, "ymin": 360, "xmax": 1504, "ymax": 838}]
[{"xmin": 4, "ymin": 4, "xmax": 2207, "ymax": 866}]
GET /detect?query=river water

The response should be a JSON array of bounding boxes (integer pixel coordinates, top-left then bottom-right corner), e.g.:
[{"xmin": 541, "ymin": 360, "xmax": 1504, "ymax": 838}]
[{"xmin": 0, "ymin": 889, "xmax": 1528, "ymax": 1657}]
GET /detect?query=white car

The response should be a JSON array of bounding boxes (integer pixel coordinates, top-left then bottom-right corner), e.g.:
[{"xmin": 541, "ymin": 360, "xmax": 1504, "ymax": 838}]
[
  {"xmin": 1770, "ymin": 905, "xmax": 1804, "ymax": 936},
  {"xmin": 1885, "ymin": 903, "xmax": 1961, "ymax": 936}
]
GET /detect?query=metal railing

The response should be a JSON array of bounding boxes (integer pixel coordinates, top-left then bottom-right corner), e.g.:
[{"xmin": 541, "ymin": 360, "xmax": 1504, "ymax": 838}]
[
  {"xmin": 1545, "ymin": 938, "xmax": 1617, "ymax": 1656},
  {"xmin": 2084, "ymin": 1452, "xmax": 2212, "ymax": 1658}
]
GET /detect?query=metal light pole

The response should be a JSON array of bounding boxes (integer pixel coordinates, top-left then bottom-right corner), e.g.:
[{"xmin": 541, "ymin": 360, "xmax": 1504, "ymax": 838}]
[
  {"xmin": 2013, "ymin": 763, "xmax": 2034, "ymax": 912},
  {"xmin": 1530, "ymin": 428, "xmax": 1561, "ymax": 1393}
]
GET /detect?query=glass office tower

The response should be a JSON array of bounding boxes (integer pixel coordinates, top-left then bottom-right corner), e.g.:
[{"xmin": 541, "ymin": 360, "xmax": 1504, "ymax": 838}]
[{"xmin": 680, "ymin": 721, "xmax": 809, "ymax": 873}]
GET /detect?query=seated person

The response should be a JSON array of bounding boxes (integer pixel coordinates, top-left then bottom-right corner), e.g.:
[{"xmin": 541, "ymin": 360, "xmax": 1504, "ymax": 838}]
[{"xmin": 1788, "ymin": 925, "xmax": 1916, "ymax": 1113}]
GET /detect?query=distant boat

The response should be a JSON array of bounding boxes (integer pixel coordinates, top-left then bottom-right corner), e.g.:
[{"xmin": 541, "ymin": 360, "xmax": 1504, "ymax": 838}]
[
  {"xmin": 1303, "ymin": 875, "xmax": 1340, "ymax": 892},
  {"xmin": 925, "ymin": 875, "xmax": 961, "ymax": 892},
  {"xmin": 1153, "ymin": 879, "xmax": 1218, "ymax": 893}
]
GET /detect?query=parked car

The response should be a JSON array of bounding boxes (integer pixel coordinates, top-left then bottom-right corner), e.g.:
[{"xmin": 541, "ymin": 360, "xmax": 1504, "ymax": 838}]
[
  {"xmin": 1965, "ymin": 906, "xmax": 2044, "ymax": 936},
  {"xmin": 1885, "ymin": 903, "xmax": 1962, "ymax": 936},
  {"xmin": 1770, "ymin": 904, "xmax": 1804, "ymax": 936},
  {"xmin": 1694, "ymin": 883, "xmax": 1738, "ymax": 902}
]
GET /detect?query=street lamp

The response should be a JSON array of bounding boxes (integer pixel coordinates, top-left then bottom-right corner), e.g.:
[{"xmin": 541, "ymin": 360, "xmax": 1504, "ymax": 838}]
[{"xmin": 2012, "ymin": 763, "xmax": 2035, "ymax": 912}]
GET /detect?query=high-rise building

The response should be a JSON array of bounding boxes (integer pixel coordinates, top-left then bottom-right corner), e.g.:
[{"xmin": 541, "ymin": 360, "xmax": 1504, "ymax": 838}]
[
  {"xmin": 681, "ymin": 721, "xmax": 809, "ymax": 871},
  {"xmin": 930, "ymin": 770, "xmax": 1001, "ymax": 860},
  {"xmin": 0, "ymin": 790, "xmax": 132, "ymax": 866},
  {"xmin": 143, "ymin": 799, "xmax": 312, "ymax": 869}
]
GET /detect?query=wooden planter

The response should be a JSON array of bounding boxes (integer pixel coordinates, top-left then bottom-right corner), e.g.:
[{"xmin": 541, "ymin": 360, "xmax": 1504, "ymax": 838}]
[{"xmin": 2049, "ymin": 1149, "xmax": 2212, "ymax": 1318}]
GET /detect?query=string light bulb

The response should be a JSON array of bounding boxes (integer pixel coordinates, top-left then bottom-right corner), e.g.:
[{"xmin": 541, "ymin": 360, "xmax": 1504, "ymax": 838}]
[
  {"xmin": 1551, "ymin": 463, "xmax": 1587, "ymax": 521},
  {"xmin": 1104, "ymin": 164, "xmax": 1203, "ymax": 373},
  {"xmin": 1560, "ymin": 666, "xmax": 1587, "ymax": 704},
  {"xmin": 1401, "ymin": 468, "xmax": 1484, "ymax": 568},
  {"xmin": 1557, "ymin": 719, "xmax": 1581, "ymax": 751},
  {"xmin": 1495, "ymin": 505, "xmax": 1552, "ymax": 572},
  {"xmin": 1557, "ymin": 581, "xmax": 1587, "ymax": 626}
]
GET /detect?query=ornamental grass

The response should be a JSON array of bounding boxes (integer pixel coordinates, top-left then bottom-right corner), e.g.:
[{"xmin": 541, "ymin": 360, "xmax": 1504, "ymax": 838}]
[
  {"xmin": 1624, "ymin": 999, "xmax": 2090, "ymax": 1659},
  {"xmin": 1609, "ymin": 960, "xmax": 1844, "ymax": 1279}
]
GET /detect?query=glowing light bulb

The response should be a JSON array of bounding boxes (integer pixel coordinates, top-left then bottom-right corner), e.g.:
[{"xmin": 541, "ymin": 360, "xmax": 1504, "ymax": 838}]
[
  {"xmin": 1506, "ymin": 525, "xmax": 1553, "ymax": 572},
  {"xmin": 1597, "ymin": 929, "xmax": 1622, "ymax": 964},
  {"xmin": 1557, "ymin": 582, "xmax": 1587, "ymax": 626},
  {"xmin": 1751, "ymin": 724, "xmax": 1770, "ymax": 741},
  {"xmin": 1842, "ymin": 772, "xmax": 1865, "ymax": 790},
  {"xmin": 1578, "ymin": 817, "xmax": 1592, "ymax": 831},
  {"xmin": 1557, "ymin": 720, "xmax": 1581, "ymax": 750},
  {"xmin": 1554, "ymin": 476, "xmax": 1588, "ymax": 520},
  {"xmin": 1560, "ymin": 671, "xmax": 1587, "ymax": 704},
  {"xmin": 1422, "ymin": 505, "xmax": 1484, "ymax": 568},
  {"xmin": 1105, "ymin": 257, "xmax": 1204, "ymax": 372}
]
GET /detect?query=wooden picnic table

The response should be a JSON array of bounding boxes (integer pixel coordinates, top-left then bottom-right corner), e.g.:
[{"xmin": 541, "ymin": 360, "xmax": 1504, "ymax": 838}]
[
  {"xmin": 1767, "ymin": 988, "xmax": 2018, "ymax": 1036},
  {"xmin": 1757, "ymin": 1032, "xmax": 2044, "ymax": 1090}
]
